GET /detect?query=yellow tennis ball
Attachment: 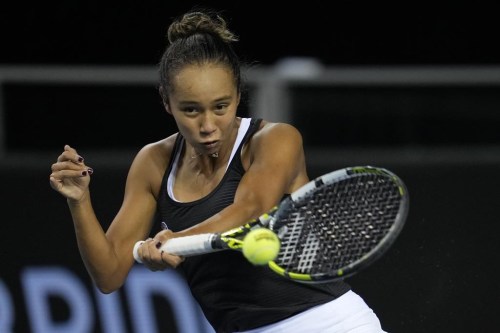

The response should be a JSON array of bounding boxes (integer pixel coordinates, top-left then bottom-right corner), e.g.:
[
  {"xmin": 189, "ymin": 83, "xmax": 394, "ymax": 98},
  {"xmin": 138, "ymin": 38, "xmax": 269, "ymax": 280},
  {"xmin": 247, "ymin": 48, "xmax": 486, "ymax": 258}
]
[{"xmin": 242, "ymin": 228, "xmax": 280, "ymax": 265}]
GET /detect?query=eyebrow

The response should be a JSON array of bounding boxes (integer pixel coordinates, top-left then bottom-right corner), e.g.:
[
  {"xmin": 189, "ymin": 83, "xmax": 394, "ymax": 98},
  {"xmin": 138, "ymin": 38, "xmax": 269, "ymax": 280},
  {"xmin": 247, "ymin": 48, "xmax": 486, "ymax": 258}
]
[{"xmin": 178, "ymin": 95, "xmax": 233, "ymax": 106}]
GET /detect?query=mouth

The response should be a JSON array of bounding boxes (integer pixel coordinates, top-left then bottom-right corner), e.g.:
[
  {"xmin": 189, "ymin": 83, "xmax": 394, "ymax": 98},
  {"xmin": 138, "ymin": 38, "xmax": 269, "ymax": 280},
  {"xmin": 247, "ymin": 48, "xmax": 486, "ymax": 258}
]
[
  {"xmin": 195, "ymin": 140, "xmax": 220, "ymax": 156},
  {"xmin": 202, "ymin": 140, "xmax": 219, "ymax": 150}
]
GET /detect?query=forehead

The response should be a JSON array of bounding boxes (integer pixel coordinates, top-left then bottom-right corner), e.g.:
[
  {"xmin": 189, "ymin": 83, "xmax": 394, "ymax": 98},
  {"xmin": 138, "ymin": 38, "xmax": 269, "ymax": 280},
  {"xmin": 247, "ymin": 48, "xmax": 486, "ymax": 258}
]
[{"xmin": 171, "ymin": 63, "xmax": 236, "ymax": 96}]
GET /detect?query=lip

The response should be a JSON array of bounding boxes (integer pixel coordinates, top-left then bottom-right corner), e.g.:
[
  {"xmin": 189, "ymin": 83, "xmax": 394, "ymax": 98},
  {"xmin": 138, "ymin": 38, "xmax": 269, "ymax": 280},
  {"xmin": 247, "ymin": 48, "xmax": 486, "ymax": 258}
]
[{"xmin": 202, "ymin": 140, "xmax": 219, "ymax": 149}]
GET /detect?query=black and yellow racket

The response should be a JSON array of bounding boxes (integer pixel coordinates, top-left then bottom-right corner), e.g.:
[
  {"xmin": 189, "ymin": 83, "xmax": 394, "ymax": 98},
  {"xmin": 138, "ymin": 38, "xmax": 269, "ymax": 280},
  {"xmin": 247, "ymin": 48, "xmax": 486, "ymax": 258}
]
[{"xmin": 134, "ymin": 165, "xmax": 409, "ymax": 283}]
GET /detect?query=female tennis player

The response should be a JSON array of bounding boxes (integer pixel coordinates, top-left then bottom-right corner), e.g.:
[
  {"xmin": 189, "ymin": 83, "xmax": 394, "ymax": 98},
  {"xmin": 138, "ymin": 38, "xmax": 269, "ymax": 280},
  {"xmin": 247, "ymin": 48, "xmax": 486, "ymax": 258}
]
[{"xmin": 49, "ymin": 8, "xmax": 387, "ymax": 333}]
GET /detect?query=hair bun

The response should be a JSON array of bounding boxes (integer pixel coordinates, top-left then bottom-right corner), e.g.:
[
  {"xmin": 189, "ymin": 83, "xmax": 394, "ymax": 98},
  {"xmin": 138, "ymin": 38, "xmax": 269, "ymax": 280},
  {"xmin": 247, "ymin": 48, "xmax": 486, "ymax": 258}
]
[{"xmin": 167, "ymin": 9, "xmax": 238, "ymax": 44}]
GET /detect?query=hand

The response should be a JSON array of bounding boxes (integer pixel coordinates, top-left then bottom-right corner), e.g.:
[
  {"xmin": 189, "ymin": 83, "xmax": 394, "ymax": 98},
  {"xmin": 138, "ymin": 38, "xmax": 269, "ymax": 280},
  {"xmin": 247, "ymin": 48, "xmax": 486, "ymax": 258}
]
[
  {"xmin": 49, "ymin": 145, "xmax": 94, "ymax": 201},
  {"xmin": 135, "ymin": 229, "xmax": 185, "ymax": 271}
]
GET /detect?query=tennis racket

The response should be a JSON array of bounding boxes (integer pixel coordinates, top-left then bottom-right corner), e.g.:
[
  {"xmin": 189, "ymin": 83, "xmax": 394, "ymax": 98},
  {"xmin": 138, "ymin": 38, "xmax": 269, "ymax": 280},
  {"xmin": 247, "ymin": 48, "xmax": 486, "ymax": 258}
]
[{"xmin": 133, "ymin": 165, "xmax": 409, "ymax": 283}]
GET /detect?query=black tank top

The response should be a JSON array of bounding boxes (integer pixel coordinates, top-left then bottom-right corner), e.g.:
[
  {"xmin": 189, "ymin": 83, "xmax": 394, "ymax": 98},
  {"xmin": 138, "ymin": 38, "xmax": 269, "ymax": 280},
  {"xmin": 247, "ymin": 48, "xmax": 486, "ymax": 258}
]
[{"xmin": 156, "ymin": 118, "xmax": 351, "ymax": 333}]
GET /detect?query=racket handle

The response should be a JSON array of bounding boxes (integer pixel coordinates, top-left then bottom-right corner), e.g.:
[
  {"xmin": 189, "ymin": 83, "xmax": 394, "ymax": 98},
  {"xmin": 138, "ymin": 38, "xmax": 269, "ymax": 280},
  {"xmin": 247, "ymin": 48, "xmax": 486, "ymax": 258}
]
[
  {"xmin": 161, "ymin": 234, "xmax": 215, "ymax": 256},
  {"xmin": 133, "ymin": 234, "xmax": 216, "ymax": 263}
]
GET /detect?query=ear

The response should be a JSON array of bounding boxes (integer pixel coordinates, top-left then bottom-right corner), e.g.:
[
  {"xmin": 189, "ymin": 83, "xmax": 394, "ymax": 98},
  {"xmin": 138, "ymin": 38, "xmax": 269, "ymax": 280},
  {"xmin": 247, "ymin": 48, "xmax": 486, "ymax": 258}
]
[
  {"xmin": 159, "ymin": 86, "xmax": 172, "ymax": 115},
  {"xmin": 236, "ymin": 92, "xmax": 241, "ymax": 107},
  {"xmin": 164, "ymin": 102, "xmax": 172, "ymax": 115}
]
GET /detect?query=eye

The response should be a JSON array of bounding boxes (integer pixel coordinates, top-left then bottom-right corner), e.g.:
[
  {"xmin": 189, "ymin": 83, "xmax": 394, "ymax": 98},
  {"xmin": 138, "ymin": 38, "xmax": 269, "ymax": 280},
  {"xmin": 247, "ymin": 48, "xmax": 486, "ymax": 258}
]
[
  {"xmin": 214, "ymin": 103, "xmax": 228, "ymax": 115},
  {"xmin": 182, "ymin": 106, "xmax": 199, "ymax": 115}
]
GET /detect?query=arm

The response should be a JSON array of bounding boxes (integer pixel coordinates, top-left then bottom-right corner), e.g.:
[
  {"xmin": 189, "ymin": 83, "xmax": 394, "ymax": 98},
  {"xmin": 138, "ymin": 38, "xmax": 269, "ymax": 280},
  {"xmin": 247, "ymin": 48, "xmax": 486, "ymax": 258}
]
[{"xmin": 50, "ymin": 143, "xmax": 171, "ymax": 293}]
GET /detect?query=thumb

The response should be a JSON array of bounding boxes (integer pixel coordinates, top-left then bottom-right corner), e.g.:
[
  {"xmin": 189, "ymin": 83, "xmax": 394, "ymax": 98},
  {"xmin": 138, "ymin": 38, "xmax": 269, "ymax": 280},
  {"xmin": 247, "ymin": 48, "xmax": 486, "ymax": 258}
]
[{"xmin": 49, "ymin": 176, "xmax": 63, "ymax": 191}]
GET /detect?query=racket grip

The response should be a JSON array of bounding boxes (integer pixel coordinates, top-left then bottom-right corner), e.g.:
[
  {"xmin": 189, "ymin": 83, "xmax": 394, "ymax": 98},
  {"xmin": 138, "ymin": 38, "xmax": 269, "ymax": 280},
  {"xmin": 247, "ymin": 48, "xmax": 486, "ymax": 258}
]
[
  {"xmin": 160, "ymin": 233, "xmax": 215, "ymax": 256},
  {"xmin": 132, "ymin": 234, "xmax": 216, "ymax": 263}
]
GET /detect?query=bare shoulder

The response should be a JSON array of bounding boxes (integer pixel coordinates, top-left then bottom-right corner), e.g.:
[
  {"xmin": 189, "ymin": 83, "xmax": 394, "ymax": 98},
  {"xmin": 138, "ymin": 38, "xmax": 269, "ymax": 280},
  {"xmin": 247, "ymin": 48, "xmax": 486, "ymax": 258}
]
[
  {"xmin": 128, "ymin": 134, "xmax": 178, "ymax": 195},
  {"xmin": 244, "ymin": 120, "xmax": 305, "ymax": 164},
  {"xmin": 243, "ymin": 120, "xmax": 309, "ymax": 192},
  {"xmin": 252, "ymin": 120, "xmax": 303, "ymax": 147}
]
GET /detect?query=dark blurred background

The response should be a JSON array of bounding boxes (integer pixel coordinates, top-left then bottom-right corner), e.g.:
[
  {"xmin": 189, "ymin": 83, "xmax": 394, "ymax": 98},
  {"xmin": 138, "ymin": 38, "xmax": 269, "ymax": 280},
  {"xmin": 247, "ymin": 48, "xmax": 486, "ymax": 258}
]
[
  {"xmin": 1, "ymin": 1, "xmax": 500, "ymax": 66},
  {"xmin": 1, "ymin": 1, "xmax": 499, "ymax": 332}
]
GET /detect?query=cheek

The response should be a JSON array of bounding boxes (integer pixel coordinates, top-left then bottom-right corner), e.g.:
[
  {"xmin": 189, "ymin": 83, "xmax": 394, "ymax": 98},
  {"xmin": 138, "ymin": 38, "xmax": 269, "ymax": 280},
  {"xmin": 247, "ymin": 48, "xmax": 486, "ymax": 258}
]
[
  {"xmin": 174, "ymin": 117, "xmax": 203, "ymax": 139},
  {"xmin": 174, "ymin": 119, "xmax": 193, "ymax": 134},
  {"xmin": 221, "ymin": 117, "xmax": 235, "ymax": 130},
  {"xmin": 219, "ymin": 115, "xmax": 238, "ymax": 136}
]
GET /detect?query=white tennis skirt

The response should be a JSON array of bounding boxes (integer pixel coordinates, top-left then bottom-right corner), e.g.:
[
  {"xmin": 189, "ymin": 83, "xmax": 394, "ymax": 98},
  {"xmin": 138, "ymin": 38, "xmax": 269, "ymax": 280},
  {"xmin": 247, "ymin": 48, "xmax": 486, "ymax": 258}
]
[{"xmin": 236, "ymin": 290, "xmax": 388, "ymax": 333}]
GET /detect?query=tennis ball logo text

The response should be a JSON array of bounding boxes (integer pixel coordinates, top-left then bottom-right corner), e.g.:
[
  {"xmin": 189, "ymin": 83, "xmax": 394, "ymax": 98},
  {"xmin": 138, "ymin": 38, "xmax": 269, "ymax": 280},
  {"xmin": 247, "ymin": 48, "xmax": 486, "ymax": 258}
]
[{"xmin": 0, "ymin": 266, "xmax": 211, "ymax": 333}]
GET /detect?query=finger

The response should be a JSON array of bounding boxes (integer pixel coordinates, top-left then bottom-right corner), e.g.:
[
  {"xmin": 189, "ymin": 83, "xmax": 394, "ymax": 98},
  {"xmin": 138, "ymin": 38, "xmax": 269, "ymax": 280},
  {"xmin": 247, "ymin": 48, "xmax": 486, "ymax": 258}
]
[
  {"xmin": 50, "ymin": 168, "xmax": 92, "ymax": 181},
  {"xmin": 51, "ymin": 160, "xmax": 85, "ymax": 172},
  {"xmin": 152, "ymin": 229, "xmax": 175, "ymax": 249},
  {"xmin": 57, "ymin": 145, "xmax": 85, "ymax": 164},
  {"xmin": 51, "ymin": 157, "xmax": 94, "ymax": 178},
  {"xmin": 140, "ymin": 238, "xmax": 159, "ymax": 263},
  {"xmin": 141, "ymin": 239, "xmax": 179, "ymax": 270},
  {"xmin": 49, "ymin": 176, "xmax": 63, "ymax": 191},
  {"xmin": 160, "ymin": 251, "xmax": 168, "ymax": 267},
  {"xmin": 160, "ymin": 250, "xmax": 184, "ymax": 268},
  {"xmin": 158, "ymin": 251, "xmax": 172, "ymax": 270}
]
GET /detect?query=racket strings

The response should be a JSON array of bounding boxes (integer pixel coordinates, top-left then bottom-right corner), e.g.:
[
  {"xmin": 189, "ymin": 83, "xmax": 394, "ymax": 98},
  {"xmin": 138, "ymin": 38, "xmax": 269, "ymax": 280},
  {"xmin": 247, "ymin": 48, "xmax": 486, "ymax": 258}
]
[{"xmin": 274, "ymin": 174, "xmax": 403, "ymax": 277}]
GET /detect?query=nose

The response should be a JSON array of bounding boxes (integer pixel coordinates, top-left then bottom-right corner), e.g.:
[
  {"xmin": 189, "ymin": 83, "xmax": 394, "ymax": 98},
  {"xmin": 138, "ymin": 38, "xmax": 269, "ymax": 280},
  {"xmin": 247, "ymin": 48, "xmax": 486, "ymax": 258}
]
[{"xmin": 199, "ymin": 112, "xmax": 217, "ymax": 136}]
